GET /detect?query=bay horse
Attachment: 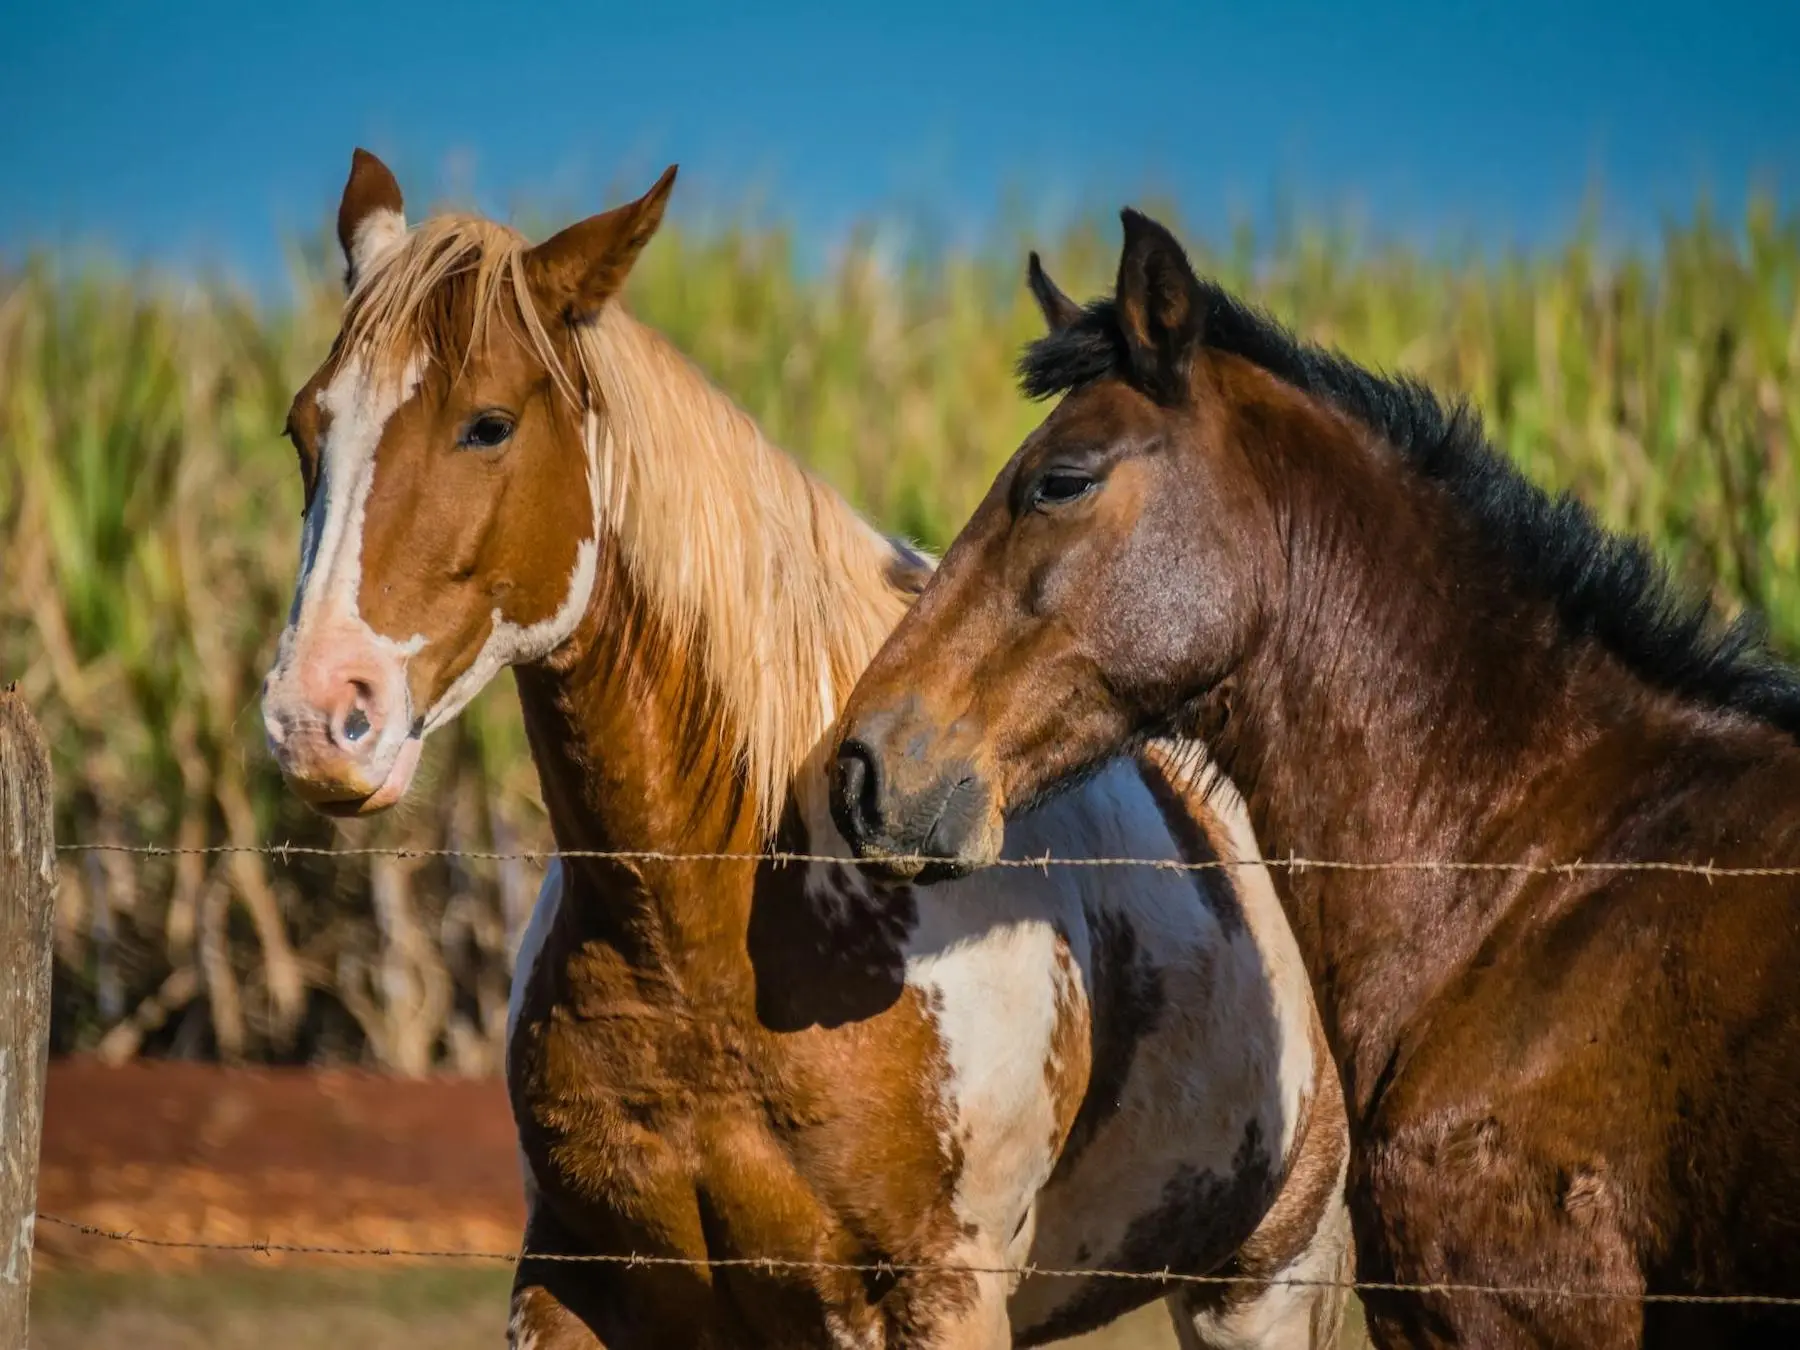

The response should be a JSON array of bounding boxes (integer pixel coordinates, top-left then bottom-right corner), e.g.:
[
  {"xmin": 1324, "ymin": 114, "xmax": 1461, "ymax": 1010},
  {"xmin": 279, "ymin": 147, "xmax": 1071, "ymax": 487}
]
[
  {"xmin": 828, "ymin": 208, "xmax": 1800, "ymax": 1348},
  {"xmin": 259, "ymin": 151, "xmax": 1353, "ymax": 1348}
]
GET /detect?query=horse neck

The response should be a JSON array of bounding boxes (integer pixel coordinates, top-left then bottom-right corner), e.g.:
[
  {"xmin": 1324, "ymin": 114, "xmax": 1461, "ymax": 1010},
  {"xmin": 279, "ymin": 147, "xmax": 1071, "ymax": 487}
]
[
  {"xmin": 513, "ymin": 306, "xmax": 911, "ymax": 969},
  {"xmin": 1213, "ymin": 398, "xmax": 1592, "ymax": 1113}
]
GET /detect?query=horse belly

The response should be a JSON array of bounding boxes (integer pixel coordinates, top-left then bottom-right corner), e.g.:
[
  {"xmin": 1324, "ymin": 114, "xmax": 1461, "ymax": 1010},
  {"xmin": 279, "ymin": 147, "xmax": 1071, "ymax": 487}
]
[
  {"xmin": 1005, "ymin": 764, "xmax": 1319, "ymax": 1341},
  {"xmin": 1008, "ymin": 920, "xmax": 1295, "ymax": 1338}
]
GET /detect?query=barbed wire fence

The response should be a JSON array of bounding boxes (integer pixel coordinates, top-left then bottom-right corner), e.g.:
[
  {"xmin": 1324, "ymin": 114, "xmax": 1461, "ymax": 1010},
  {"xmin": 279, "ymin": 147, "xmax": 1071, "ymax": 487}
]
[
  {"xmin": 52, "ymin": 838, "xmax": 1800, "ymax": 879},
  {"xmin": 31, "ymin": 1212, "xmax": 1800, "ymax": 1310},
  {"xmin": 15, "ymin": 774, "xmax": 1800, "ymax": 1312}
]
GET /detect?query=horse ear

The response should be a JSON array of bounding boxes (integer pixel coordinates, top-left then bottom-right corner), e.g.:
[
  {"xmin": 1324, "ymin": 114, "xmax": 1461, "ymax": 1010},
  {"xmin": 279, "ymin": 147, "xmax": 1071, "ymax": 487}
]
[
  {"xmin": 884, "ymin": 536, "xmax": 935, "ymax": 598},
  {"xmin": 525, "ymin": 165, "xmax": 678, "ymax": 325},
  {"xmin": 1115, "ymin": 209, "xmax": 1205, "ymax": 403},
  {"xmin": 338, "ymin": 148, "xmax": 406, "ymax": 289},
  {"xmin": 1027, "ymin": 252, "xmax": 1083, "ymax": 332}
]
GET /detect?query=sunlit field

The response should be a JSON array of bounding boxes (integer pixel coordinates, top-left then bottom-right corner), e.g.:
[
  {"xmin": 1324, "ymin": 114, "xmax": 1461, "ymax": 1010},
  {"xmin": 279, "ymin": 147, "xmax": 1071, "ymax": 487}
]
[
  {"xmin": 9, "ymin": 190, "xmax": 1792, "ymax": 1350},
  {"xmin": 5, "ymin": 197, "xmax": 1795, "ymax": 1070}
]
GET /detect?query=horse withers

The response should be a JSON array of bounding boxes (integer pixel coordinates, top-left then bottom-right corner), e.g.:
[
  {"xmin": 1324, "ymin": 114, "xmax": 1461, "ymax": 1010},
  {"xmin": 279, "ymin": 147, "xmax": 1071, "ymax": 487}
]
[
  {"xmin": 260, "ymin": 151, "xmax": 1352, "ymax": 1348},
  {"xmin": 830, "ymin": 211, "xmax": 1800, "ymax": 1348}
]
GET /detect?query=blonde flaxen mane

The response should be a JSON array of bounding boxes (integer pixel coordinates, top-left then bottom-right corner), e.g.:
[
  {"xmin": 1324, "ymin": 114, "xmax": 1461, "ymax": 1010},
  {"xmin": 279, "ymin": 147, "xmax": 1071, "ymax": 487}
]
[{"xmin": 341, "ymin": 212, "xmax": 920, "ymax": 839}]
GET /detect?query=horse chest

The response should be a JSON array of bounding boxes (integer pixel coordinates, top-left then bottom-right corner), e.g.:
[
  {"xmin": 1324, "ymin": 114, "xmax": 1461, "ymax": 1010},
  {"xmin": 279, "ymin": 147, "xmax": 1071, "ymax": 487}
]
[{"xmin": 513, "ymin": 907, "xmax": 1082, "ymax": 1276}]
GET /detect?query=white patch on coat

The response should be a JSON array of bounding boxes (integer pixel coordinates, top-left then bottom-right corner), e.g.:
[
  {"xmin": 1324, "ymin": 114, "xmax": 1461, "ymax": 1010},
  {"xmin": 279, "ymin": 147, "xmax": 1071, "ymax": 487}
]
[
  {"xmin": 821, "ymin": 1311, "xmax": 881, "ymax": 1350},
  {"xmin": 1000, "ymin": 759, "xmax": 1325, "ymax": 1340},
  {"xmin": 420, "ymin": 534, "xmax": 599, "ymax": 734},
  {"xmin": 798, "ymin": 753, "xmax": 1318, "ymax": 1315},
  {"xmin": 906, "ymin": 894, "xmax": 1076, "ymax": 1242},
  {"xmin": 1193, "ymin": 765, "xmax": 1319, "ymax": 1164},
  {"xmin": 795, "ymin": 784, "xmax": 1078, "ymax": 1260},
  {"xmin": 507, "ymin": 861, "xmax": 563, "ymax": 1065}
]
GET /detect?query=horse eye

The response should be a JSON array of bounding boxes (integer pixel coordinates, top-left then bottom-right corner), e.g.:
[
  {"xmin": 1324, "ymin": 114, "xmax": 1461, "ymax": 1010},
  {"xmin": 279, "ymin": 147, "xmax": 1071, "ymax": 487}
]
[
  {"xmin": 1034, "ymin": 471, "xmax": 1097, "ymax": 509},
  {"xmin": 458, "ymin": 412, "xmax": 516, "ymax": 450},
  {"xmin": 284, "ymin": 416, "xmax": 319, "ymax": 512}
]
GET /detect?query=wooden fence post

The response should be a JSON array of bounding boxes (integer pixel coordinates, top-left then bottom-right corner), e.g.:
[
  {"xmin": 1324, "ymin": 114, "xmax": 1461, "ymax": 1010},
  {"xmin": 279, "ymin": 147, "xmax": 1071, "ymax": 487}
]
[{"xmin": 0, "ymin": 688, "xmax": 55, "ymax": 1346}]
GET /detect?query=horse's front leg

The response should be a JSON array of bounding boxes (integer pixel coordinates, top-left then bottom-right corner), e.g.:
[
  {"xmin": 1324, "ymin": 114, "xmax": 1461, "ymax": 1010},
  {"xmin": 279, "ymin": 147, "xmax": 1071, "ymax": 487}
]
[
  {"xmin": 509, "ymin": 1279, "xmax": 607, "ymax": 1350},
  {"xmin": 507, "ymin": 1202, "xmax": 615, "ymax": 1350},
  {"xmin": 894, "ymin": 1243, "xmax": 1015, "ymax": 1350},
  {"xmin": 507, "ymin": 1201, "xmax": 732, "ymax": 1349}
]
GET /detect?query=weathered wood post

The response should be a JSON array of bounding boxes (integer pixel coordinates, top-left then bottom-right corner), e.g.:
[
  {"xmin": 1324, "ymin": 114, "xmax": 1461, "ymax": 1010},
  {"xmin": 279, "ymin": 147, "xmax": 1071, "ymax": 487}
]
[{"xmin": 0, "ymin": 688, "xmax": 55, "ymax": 1345}]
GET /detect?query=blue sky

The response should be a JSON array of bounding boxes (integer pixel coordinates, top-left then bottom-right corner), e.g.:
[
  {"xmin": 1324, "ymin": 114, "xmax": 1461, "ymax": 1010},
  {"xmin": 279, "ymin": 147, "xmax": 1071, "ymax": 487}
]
[{"xmin": 2, "ymin": 1, "xmax": 1795, "ymax": 282}]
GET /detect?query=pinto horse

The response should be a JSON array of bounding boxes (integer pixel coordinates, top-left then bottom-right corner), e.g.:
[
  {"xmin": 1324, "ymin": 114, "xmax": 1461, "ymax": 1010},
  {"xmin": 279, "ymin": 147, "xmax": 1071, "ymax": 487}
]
[
  {"xmin": 828, "ymin": 209, "xmax": 1800, "ymax": 1348},
  {"xmin": 259, "ymin": 151, "xmax": 1352, "ymax": 1348}
]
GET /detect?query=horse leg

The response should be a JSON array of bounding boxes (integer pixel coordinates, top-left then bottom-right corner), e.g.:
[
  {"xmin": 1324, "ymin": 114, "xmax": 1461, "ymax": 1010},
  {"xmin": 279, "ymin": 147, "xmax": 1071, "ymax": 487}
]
[
  {"xmin": 508, "ymin": 1203, "xmax": 616, "ymax": 1349},
  {"xmin": 889, "ymin": 1244, "xmax": 1012, "ymax": 1350},
  {"xmin": 508, "ymin": 1201, "xmax": 729, "ymax": 1349},
  {"xmin": 509, "ymin": 1280, "xmax": 607, "ymax": 1350},
  {"xmin": 1165, "ymin": 1186, "xmax": 1354, "ymax": 1350},
  {"xmin": 1168, "ymin": 1024, "xmax": 1355, "ymax": 1350},
  {"xmin": 933, "ymin": 1271, "xmax": 1012, "ymax": 1349}
]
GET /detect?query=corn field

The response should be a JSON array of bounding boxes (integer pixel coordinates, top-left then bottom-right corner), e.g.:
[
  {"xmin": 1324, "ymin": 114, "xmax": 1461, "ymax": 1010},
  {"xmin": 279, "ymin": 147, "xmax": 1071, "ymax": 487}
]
[{"xmin": 3, "ymin": 196, "xmax": 1797, "ymax": 1073}]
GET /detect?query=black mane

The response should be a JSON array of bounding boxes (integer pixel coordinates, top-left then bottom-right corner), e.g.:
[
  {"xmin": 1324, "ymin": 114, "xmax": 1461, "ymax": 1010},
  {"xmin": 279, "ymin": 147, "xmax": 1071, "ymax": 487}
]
[{"xmin": 1019, "ymin": 287, "xmax": 1800, "ymax": 740}]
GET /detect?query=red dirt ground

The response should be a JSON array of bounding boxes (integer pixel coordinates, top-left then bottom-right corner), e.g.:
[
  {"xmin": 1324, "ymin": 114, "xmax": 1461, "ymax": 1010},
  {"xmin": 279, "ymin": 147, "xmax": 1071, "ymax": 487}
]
[{"xmin": 35, "ymin": 1058, "xmax": 526, "ymax": 1269}]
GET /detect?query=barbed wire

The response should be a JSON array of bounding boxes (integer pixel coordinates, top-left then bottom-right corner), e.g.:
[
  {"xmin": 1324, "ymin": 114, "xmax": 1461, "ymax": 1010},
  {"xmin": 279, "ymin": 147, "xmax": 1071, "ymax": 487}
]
[
  {"xmin": 50, "ymin": 840, "xmax": 1800, "ymax": 879},
  {"xmin": 34, "ymin": 1213, "xmax": 1800, "ymax": 1308},
  {"xmin": 41, "ymin": 838, "xmax": 1800, "ymax": 1312}
]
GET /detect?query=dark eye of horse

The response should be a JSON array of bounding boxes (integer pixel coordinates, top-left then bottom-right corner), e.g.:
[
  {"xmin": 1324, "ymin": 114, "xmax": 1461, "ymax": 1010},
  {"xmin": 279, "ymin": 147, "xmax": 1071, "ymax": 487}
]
[
  {"xmin": 1033, "ymin": 471, "xmax": 1097, "ymax": 509},
  {"xmin": 459, "ymin": 412, "xmax": 516, "ymax": 450},
  {"xmin": 284, "ymin": 415, "xmax": 318, "ymax": 513}
]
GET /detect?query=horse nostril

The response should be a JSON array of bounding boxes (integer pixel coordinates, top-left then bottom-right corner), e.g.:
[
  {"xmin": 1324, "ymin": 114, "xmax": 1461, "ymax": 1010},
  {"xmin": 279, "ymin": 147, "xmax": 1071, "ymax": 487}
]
[
  {"xmin": 342, "ymin": 706, "xmax": 371, "ymax": 744},
  {"xmin": 832, "ymin": 737, "xmax": 886, "ymax": 846}
]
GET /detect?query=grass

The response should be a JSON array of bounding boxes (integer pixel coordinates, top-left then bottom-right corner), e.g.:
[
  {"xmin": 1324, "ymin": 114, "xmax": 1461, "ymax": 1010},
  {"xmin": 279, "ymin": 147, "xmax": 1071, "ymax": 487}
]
[
  {"xmin": 29, "ymin": 1268, "xmax": 516, "ymax": 1350},
  {"xmin": 28, "ymin": 1268, "xmax": 1365, "ymax": 1348},
  {"xmin": 3, "ymin": 195, "xmax": 1796, "ymax": 1069}
]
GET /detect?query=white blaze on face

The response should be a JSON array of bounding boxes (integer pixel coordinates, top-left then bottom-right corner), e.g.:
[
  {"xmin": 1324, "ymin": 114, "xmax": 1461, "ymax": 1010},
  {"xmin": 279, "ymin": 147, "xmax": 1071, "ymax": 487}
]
[
  {"xmin": 291, "ymin": 352, "xmax": 422, "ymax": 643},
  {"xmin": 262, "ymin": 351, "xmax": 429, "ymax": 782}
]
